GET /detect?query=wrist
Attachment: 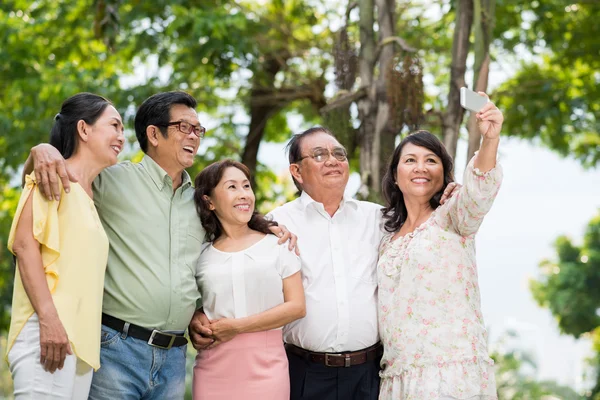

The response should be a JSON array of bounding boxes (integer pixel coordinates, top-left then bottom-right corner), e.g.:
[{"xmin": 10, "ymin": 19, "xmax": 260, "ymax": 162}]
[
  {"xmin": 234, "ymin": 318, "xmax": 248, "ymax": 334},
  {"xmin": 37, "ymin": 304, "xmax": 58, "ymax": 320},
  {"xmin": 482, "ymin": 135, "xmax": 500, "ymax": 142}
]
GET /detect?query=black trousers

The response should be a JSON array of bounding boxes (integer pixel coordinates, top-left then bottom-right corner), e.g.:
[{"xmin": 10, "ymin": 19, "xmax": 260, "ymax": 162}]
[{"xmin": 287, "ymin": 349, "xmax": 381, "ymax": 400}]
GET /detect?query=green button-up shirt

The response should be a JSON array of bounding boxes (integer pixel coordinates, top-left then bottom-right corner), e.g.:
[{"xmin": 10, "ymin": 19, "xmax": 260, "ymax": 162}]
[{"xmin": 93, "ymin": 155, "xmax": 205, "ymax": 331}]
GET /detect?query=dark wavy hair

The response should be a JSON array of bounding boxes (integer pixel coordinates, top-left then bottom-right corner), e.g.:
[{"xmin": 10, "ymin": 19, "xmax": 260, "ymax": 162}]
[
  {"xmin": 194, "ymin": 159, "xmax": 278, "ymax": 242},
  {"xmin": 381, "ymin": 130, "xmax": 455, "ymax": 233},
  {"xmin": 50, "ymin": 93, "xmax": 113, "ymax": 159}
]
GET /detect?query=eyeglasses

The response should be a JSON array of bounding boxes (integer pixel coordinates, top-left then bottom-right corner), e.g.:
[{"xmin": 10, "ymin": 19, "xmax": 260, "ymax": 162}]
[
  {"xmin": 159, "ymin": 121, "xmax": 206, "ymax": 138},
  {"xmin": 298, "ymin": 147, "xmax": 348, "ymax": 163}
]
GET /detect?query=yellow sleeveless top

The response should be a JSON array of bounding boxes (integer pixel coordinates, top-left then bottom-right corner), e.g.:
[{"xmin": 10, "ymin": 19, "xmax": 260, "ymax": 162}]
[{"xmin": 6, "ymin": 173, "xmax": 109, "ymax": 370}]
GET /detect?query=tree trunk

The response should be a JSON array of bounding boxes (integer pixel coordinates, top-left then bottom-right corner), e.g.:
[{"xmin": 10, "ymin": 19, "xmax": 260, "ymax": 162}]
[
  {"xmin": 442, "ymin": 0, "xmax": 474, "ymax": 161},
  {"xmin": 466, "ymin": 0, "xmax": 495, "ymax": 162},
  {"xmin": 356, "ymin": 0, "xmax": 377, "ymax": 199},
  {"xmin": 375, "ymin": 0, "xmax": 397, "ymax": 193},
  {"xmin": 242, "ymin": 56, "xmax": 283, "ymax": 178}
]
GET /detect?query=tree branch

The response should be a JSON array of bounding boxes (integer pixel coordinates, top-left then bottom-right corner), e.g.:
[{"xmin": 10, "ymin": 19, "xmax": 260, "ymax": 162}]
[
  {"xmin": 319, "ymin": 87, "xmax": 367, "ymax": 114},
  {"xmin": 377, "ymin": 36, "xmax": 417, "ymax": 54}
]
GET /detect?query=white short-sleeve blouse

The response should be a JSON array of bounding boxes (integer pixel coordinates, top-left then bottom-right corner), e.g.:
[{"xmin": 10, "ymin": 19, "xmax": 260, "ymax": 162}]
[{"xmin": 195, "ymin": 234, "xmax": 301, "ymax": 324}]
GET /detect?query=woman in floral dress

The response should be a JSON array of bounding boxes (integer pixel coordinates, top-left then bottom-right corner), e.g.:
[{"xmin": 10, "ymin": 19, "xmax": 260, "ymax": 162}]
[{"xmin": 377, "ymin": 95, "xmax": 503, "ymax": 399}]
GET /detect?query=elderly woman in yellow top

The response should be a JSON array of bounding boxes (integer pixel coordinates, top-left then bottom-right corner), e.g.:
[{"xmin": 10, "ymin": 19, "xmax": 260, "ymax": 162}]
[{"xmin": 6, "ymin": 93, "xmax": 124, "ymax": 399}]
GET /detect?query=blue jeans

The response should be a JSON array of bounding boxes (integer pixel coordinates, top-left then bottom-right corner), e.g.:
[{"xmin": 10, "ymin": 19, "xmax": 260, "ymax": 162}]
[{"xmin": 88, "ymin": 324, "xmax": 187, "ymax": 400}]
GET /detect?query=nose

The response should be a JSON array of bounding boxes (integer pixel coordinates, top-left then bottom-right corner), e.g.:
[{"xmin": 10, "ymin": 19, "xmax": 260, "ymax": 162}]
[
  {"xmin": 324, "ymin": 151, "xmax": 339, "ymax": 166},
  {"xmin": 413, "ymin": 161, "xmax": 427, "ymax": 172},
  {"xmin": 117, "ymin": 131, "xmax": 125, "ymax": 144}
]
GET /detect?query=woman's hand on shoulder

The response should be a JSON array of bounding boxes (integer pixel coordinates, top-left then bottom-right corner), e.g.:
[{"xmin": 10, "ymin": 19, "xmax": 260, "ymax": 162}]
[{"xmin": 476, "ymin": 93, "xmax": 504, "ymax": 141}]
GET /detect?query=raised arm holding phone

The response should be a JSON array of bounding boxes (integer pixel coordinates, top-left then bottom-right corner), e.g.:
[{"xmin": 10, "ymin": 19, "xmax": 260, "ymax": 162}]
[{"xmin": 377, "ymin": 93, "xmax": 503, "ymax": 400}]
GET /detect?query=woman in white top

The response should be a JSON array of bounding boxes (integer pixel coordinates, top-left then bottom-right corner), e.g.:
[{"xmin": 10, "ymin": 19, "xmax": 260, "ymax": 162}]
[{"xmin": 192, "ymin": 159, "xmax": 306, "ymax": 400}]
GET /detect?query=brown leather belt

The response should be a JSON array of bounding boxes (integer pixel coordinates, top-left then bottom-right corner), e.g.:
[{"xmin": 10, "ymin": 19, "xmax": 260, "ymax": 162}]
[{"xmin": 285, "ymin": 342, "xmax": 383, "ymax": 367}]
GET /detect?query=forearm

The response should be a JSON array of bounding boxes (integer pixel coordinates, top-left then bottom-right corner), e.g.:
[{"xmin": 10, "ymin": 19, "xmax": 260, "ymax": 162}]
[
  {"xmin": 473, "ymin": 137, "xmax": 499, "ymax": 173},
  {"xmin": 236, "ymin": 300, "xmax": 305, "ymax": 334},
  {"xmin": 15, "ymin": 248, "xmax": 58, "ymax": 320},
  {"xmin": 22, "ymin": 155, "xmax": 34, "ymax": 188}
]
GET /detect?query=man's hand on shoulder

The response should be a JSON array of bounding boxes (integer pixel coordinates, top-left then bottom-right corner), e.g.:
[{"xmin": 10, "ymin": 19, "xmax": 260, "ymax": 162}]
[
  {"xmin": 31, "ymin": 144, "xmax": 77, "ymax": 201},
  {"xmin": 270, "ymin": 224, "xmax": 300, "ymax": 256},
  {"xmin": 439, "ymin": 182, "xmax": 462, "ymax": 205}
]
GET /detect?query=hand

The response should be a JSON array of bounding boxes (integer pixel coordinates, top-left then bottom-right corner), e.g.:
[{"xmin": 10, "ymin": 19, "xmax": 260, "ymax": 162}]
[
  {"xmin": 440, "ymin": 182, "xmax": 462, "ymax": 205},
  {"xmin": 270, "ymin": 224, "xmax": 300, "ymax": 255},
  {"xmin": 475, "ymin": 93, "xmax": 503, "ymax": 140},
  {"xmin": 38, "ymin": 314, "xmax": 72, "ymax": 373},
  {"xmin": 189, "ymin": 309, "xmax": 214, "ymax": 351},
  {"xmin": 207, "ymin": 318, "xmax": 241, "ymax": 348},
  {"xmin": 32, "ymin": 144, "xmax": 78, "ymax": 201}
]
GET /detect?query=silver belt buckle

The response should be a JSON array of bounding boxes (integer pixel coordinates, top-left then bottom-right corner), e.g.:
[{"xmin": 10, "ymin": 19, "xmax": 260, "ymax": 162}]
[
  {"xmin": 148, "ymin": 330, "xmax": 176, "ymax": 349},
  {"xmin": 324, "ymin": 353, "xmax": 342, "ymax": 367}
]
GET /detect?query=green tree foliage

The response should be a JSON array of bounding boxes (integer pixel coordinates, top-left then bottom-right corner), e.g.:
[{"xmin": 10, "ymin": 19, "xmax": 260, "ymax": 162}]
[
  {"xmin": 494, "ymin": 1, "xmax": 600, "ymax": 166},
  {"xmin": 531, "ymin": 212, "xmax": 600, "ymax": 396},
  {"xmin": 493, "ymin": 331, "xmax": 583, "ymax": 399}
]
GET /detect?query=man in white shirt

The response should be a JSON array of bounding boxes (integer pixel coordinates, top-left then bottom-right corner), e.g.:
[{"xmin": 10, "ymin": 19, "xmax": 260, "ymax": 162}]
[
  {"xmin": 189, "ymin": 126, "xmax": 458, "ymax": 398},
  {"xmin": 268, "ymin": 127, "xmax": 384, "ymax": 400}
]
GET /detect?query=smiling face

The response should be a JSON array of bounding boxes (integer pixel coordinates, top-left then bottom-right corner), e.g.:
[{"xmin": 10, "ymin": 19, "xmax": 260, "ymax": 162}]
[
  {"xmin": 85, "ymin": 105, "xmax": 125, "ymax": 167},
  {"xmin": 150, "ymin": 103, "xmax": 201, "ymax": 172},
  {"xmin": 395, "ymin": 142, "xmax": 445, "ymax": 201},
  {"xmin": 290, "ymin": 131, "xmax": 349, "ymax": 199},
  {"xmin": 206, "ymin": 166, "xmax": 255, "ymax": 227}
]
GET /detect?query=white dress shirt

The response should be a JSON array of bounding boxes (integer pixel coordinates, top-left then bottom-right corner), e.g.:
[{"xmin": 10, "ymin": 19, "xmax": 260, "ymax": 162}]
[
  {"xmin": 195, "ymin": 235, "xmax": 301, "ymax": 324},
  {"xmin": 269, "ymin": 191, "xmax": 384, "ymax": 352}
]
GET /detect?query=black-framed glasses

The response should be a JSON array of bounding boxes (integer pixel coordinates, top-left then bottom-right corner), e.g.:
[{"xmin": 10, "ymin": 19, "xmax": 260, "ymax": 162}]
[
  {"xmin": 159, "ymin": 121, "xmax": 206, "ymax": 138},
  {"xmin": 298, "ymin": 147, "xmax": 348, "ymax": 163}
]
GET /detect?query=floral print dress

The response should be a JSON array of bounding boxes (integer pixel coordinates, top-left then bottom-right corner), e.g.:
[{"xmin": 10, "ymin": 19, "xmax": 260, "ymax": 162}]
[{"xmin": 377, "ymin": 156, "xmax": 502, "ymax": 400}]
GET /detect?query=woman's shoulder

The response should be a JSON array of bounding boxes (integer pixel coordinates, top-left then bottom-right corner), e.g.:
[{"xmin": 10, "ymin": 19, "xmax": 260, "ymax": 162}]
[{"xmin": 253, "ymin": 233, "xmax": 281, "ymax": 252}]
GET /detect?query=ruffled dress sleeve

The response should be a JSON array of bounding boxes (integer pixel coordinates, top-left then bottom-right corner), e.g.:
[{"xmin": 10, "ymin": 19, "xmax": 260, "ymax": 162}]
[
  {"xmin": 439, "ymin": 154, "xmax": 503, "ymax": 237},
  {"xmin": 7, "ymin": 173, "xmax": 61, "ymax": 292}
]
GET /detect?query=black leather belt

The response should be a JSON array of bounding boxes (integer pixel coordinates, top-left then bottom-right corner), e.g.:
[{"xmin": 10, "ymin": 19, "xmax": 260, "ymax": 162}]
[
  {"xmin": 102, "ymin": 313, "xmax": 188, "ymax": 349},
  {"xmin": 285, "ymin": 342, "xmax": 383, "ymax": 367}
]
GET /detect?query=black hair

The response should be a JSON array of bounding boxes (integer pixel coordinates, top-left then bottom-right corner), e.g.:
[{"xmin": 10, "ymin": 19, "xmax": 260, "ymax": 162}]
[
  {"xmin": 134, "ymin": 91, "xmax": 198, "ymax": 152},
  {"xmin": 285, "ymin": 126, "xmax": 337, "ymax": 192},
  {"xmin": 194, "ymin": 159, "xmax": 278, "ymax": 242},
  {"xmin": 381, "ymin": 130, "xmax": 455, "ymax": 233},
  {"xmin": 49, "ymin": 93, "xmax": 112, "ymax": 159}
]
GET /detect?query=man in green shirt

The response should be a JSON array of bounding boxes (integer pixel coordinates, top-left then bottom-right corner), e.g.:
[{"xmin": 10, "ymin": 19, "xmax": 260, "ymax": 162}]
[{"xmin": 27, "ymin": 92, "xmax": 293, "ymax": 399}]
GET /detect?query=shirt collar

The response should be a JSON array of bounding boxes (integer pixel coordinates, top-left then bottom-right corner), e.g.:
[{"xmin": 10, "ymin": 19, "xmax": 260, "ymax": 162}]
[
  {"xmin": 298, "ymin": 190, "xmax": 359, "ymax": 212},
  {"xmin": 140, "ymin": 155, "xmax": 192, "ymax": 191}
]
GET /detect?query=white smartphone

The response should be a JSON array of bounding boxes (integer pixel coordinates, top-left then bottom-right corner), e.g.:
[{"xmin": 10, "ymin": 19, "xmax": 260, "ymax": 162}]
[{"xmin": 460, "ymin": 87, "xmax": 488, "ymax": 113}]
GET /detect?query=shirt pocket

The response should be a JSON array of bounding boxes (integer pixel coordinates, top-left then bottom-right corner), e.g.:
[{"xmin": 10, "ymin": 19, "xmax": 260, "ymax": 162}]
[{"xmin": 348, "ymin": 245, "xmax": 378, "ymax": 283}]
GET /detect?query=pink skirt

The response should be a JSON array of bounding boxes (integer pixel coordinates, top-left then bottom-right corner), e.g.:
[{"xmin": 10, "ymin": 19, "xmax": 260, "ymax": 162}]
[{"xmin": 193, "ymin": 330, "xmax": 289, "ymax": 400}]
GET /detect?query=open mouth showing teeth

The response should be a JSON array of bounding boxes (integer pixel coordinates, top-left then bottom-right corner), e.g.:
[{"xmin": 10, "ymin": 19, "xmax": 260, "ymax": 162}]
[
  {"xmin": 111, "ymin": 146, "xmax": 121, "ymax": 154},
  {"xmin": 183, "ymin": 146, "xmax": 195, "ymax": 154},
  {"xmin": 234, "ymin": 205, "xmax": 250, "ymax": 211}
]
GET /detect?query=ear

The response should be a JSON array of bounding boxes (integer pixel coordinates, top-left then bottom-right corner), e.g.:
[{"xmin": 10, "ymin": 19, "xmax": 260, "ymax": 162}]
[
  {"xmin": 76, "ymin": 120, "xmax": 89, "ymax": 142},
  {"xmin": 146, "ymin": 125, "xmax": 161, "ymax": 148},
  {"xmin": 289, "ymin": 164, "xmax": 303, "ymax": 185},
  {"xmin": 203, "ymin": 195, "xmax": 215, "ymax": 211}
]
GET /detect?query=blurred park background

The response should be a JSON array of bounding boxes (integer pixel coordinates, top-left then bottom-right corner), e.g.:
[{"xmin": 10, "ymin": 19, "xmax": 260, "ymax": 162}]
[{"xmin": 0, "ymin": 0, "xmax": 599, "ymax": 398}]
